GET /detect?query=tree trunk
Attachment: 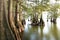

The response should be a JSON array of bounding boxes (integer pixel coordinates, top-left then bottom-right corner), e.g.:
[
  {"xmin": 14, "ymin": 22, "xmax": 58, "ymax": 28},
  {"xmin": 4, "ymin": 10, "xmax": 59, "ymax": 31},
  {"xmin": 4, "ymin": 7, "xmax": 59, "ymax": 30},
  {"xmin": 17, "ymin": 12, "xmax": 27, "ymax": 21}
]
[
  {"xmin": 15, "ymin": 0, "xmax": 24, "ymax": 40},
  {"xmin": 53, "ymin": 18, "xmax": 56, "ymax": 24},
  {"xmin": 8, "ymin": 0, "xmax": 21, "ymax": 40},
  {"xmin": 0, "ymin": 0, "xmax": 6, "ymax": 40},
  {"xmin": 39, "ymin": 14, "xmax": 44, "ymax": 26}
]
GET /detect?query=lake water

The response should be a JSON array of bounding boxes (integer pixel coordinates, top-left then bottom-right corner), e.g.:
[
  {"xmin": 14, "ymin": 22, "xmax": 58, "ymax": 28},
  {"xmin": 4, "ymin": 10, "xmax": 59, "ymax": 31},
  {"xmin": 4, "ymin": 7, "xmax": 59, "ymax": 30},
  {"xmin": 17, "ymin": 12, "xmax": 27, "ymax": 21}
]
[{"xmin": 22, "ymin": 13, "xmax": 60, "ymax": 40}]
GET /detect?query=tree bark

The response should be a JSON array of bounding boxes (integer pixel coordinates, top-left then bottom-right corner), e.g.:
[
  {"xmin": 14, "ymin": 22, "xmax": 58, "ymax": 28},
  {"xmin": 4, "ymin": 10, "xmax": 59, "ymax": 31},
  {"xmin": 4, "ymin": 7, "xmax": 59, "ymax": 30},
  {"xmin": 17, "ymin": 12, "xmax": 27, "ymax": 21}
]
[
  {"xmin": 15, "ymin": 0, "xmax": 24, "ymax": 32},
  {"xmin": 8, "ymin": 0, "xmax": 21, "ymax": 40},
  {"xmin": 0, "ymin": 0, "xmax": 6, "ymax": 40}
]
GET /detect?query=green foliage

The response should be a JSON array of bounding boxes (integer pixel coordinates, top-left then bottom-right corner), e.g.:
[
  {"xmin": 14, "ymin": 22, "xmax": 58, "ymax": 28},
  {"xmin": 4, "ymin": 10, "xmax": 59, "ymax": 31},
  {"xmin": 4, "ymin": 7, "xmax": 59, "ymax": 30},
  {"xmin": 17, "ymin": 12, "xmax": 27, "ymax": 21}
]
[
  {"xmin": 49, "ymin": 4, "xmax": 60, "ymax": 18},
  {"xmin": 18, "ymin": 0, "xmax": 60, "ymax": 18},
  {"xmin": 36, "ymin": 4, "xmax": 48, "ymax": 11}
]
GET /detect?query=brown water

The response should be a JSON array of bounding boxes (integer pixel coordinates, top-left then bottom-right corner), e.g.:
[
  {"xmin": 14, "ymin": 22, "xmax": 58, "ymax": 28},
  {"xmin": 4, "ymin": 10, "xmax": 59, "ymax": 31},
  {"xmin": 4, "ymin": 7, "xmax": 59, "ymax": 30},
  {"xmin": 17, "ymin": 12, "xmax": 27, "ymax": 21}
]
[{"xmin": 22, "ymin": 13, "xmax": 60, "ymax": 40}]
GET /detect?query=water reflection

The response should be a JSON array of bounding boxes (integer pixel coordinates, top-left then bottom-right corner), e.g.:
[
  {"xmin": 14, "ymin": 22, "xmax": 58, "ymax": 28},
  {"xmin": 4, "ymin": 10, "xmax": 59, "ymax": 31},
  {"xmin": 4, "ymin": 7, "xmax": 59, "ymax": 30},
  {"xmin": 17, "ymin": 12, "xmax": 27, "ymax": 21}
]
[
  {"xmin": 51, "ymin": 23, "xmax": 58, "ymax": 40},
  {"xmin": 22, "ymin": 16, "xmax": 60, "ymax": 40}
]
